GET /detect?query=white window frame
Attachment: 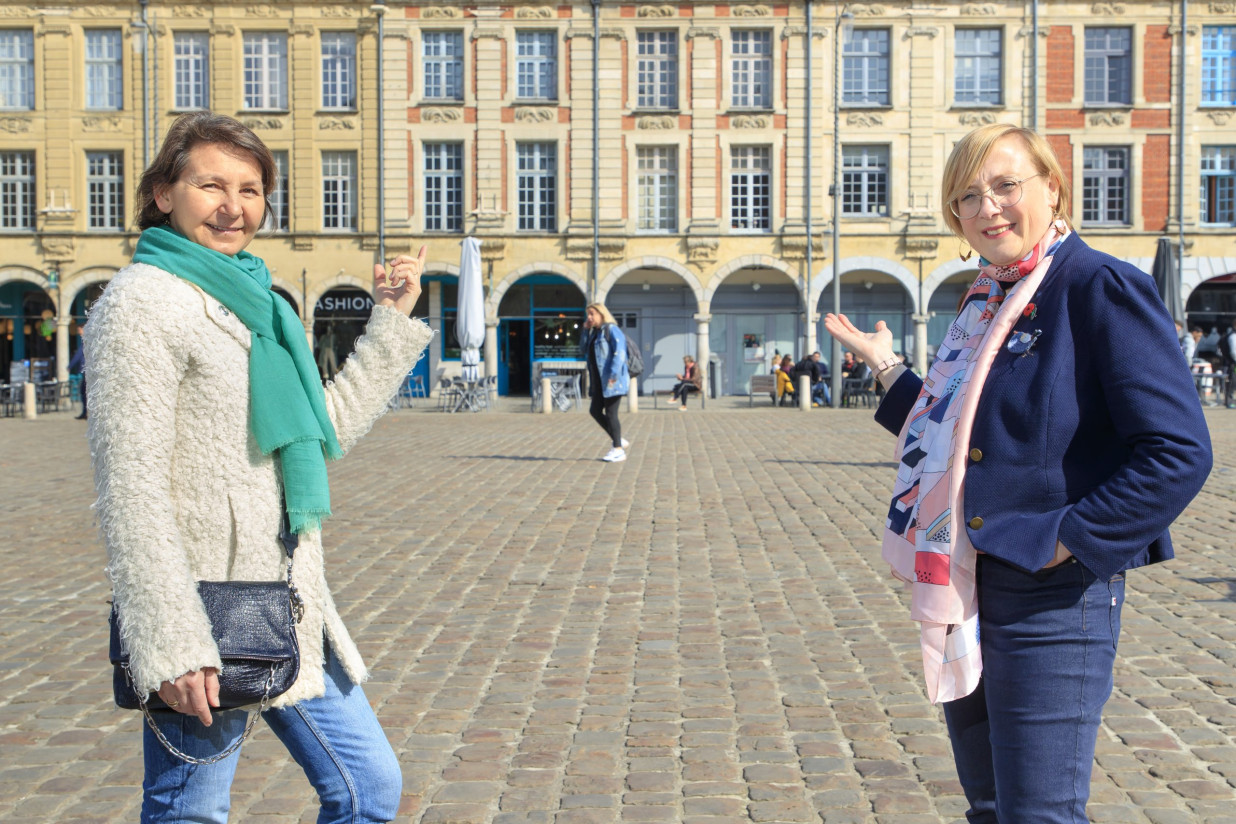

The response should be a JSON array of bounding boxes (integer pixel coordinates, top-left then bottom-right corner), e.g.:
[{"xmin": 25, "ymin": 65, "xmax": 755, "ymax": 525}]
[
  {"xmin": 0, "ymin": 150, "xmax": 35, "ymax": 230},
  {"xmin": 424, "ymin": 143, "xmax": 463, "ymax": 233},
  {"xmin": 243, "ymin": 32, "xmax": 288, "ymax": 110},
  {"xmin": 321, "ymin": 151, "xmax": 357, "ymax": 231},
  {"xmin": 730, "ymin": 146, "xmax": 771, "ymax": 232},
  {"xmin": 842, "ymin": 29, "xmax": 890, "ymax": 106},
  {"xmin": 1201, "ymin": 145, "xmax": 1236, "ymax": 226},
  {"xmin": 1084, "ymin": 27, "xmax": 1132, "ymax": 106},
  {"xmin": 517, "ymin": 142, "xmax": 556, "ymax": 233},
  {"xmin": 1202, "ymin": 26, "xmax": 1236, "ymax": 107},
  {"xmin": 730, "ymin": 30, "xmax": 772, "ymax": 109},
  {"xmin": 1081, "ymin": 146, "xmax": 1130, "ymax": 226},
  {"xmin": 173, "ymin": 32, "xmax": 210, "ymax": 111},
  {"xmin": 85, "ymin": 30, "xmax": 123, "ymax": 111},
  {"xmin": 516, "ymin": 31, "xmax": 557, "ymax": 101},
  {"xmin": 637, "ymin": 31, "xmax": 677, "ymax": 110},
  {"xmin": 87, "ymin": 151, "xmax": 125, "ymax": 231},
  {"xmin": 841, "ymin": 144, "xmax": 889, "ymax": 217},
  {"xmin": 954, "ymin": 28, "xmax": 1002, "ymax": 106},
  {"xmin": 423, "ymin": 31, "xmax": 464, "ymax": 101},
  {"xmin": 637, "ymin": 146, "xmax": 678, "ymax": 233},
  {"xmin": 321, "ymin": 32, "xmax": 356, "ymax": 110},
  {"xmin": 0, "ymin": 30, "xmax": 34, "ymax": 110}
]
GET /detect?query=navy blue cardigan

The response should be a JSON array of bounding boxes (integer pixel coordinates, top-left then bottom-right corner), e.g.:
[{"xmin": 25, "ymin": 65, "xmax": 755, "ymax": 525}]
[{"xmin": 875, "ymin": 233, "xmax": 1212, "ymax": 582}]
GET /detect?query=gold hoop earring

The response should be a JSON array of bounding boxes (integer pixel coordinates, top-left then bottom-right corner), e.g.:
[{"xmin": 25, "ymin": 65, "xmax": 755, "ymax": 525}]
[{"xmin": 958, "ymin": 240, "xmax": 972, "ymax": 262}]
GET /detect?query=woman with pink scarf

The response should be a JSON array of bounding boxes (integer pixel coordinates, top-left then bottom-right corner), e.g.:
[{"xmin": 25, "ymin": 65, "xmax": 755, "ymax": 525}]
[{"xmin": 825, "ymin": 124, "xmax": 1211, "ymax": 822}]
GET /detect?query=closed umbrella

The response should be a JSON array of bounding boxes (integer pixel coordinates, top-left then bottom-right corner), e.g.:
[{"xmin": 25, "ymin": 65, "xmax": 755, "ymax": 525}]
[
  {"xmin": 1151, "ymin": 237, "xmax": 1183, "ymax": 324},
  {"xmin": 456, "ymin": 237, "xmax": 485, "ymax": 383}
]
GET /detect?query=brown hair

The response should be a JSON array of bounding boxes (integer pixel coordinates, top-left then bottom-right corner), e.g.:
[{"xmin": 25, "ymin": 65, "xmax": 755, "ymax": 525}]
[
  {"xmin": 941, "ymin": 124, "xmax": 1072, "ymax": 238},
  {"xmin": 136, "ymin": 111, "xmax": 277, "ymax": 230}
]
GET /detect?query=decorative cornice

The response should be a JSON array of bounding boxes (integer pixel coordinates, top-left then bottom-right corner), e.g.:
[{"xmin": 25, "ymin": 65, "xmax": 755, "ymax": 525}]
[
  {"xmin": 731, "ymin": 115, "xmax": 769, "ymax": 129},
  {"xmin": 423, "ymin": 7, "xmax": 462, "ymax": 18},
  {"xmin": 1090, "ymin": 2, "xmax": 1127, "ymax": 14},
  {"xmin": 39, "ymin": 236, "xmax": 76, "ymax": 263},
  {"xmin": 471, "ymin": 28, "xmax": 505, "ymax": 41},
  {"xmin": 850, "ymin": 4, "xmax": 887, "ymax": 17},
  {"xmin": 1206, "ymin": 110, "xmax": 1233, "ymax": 126},
  {"xmin": 78, "ymin": 6, "xmax": 121, "ymax": 17},
  {"xmin": 171, "ymin": 5, "xmax": 209, "ymax": 16},
  {"xmin": 1088, "ymin": 111, "xmax": 1127, "ymax": 127},
  {"xmin": 210, "ymin": 23, "xmax": 237, "ymax": 36},
  {"xmin": 516, "ymin": 107, "xmax": 555, "ymax": 123},
  {"xmin": 35, "ymin": 22, "xmax": 72, "ymax": 37},
  {"xmin": 293, "ymin": 236, "xmax": 315, "ymax": 251},
  {"xmin": 422, "ymin": 107, "xmax": 463, "ymax": 123},
  {"xmin": 241, "ymin": 117, "xmax": 285, "ymax": 130},
  {"xmin": 515, "ymin": 6, "xmax": 554, "ymax": 18},
  {"xmin": 1211, "ymin": 3, "xmax": 1236, "ymax": 13},
  {"xmin": 638, "ymin": 115, "xmax": 677, "ymax": 130},
  {"xmin": 291, "ymin": 24, "xmax": 317, "ymax": 38},
  {"xmin": 245, "ymin": 5, "xmax": 282, "ymax": 17},
  {"xmin": 479, "ymin": 238, "xmax": 506, "ymax": 261},
  {"xmin": 686, "ymin": 27, "xmax": 722, "ymax": 40},
  {"xmin": 637, "ymin": 5, "xmax": 676, "ymax": 18},
  {"xmin": 782, "ymin": 26, "xmax": 828, "ymax": 40},
  {"xmin": 0, "ymin": 117, "xmax": 30, "ymax": 133},
  {"xmin": 82, "ymin": 115, "xmax": 124, "ymax": 132},
  {"xmin": 322, "ymin": 5, "xmax": 358, "ymax": 17},
  {"xmin": 687, "ymin": 236, "xmax": 718, "ymax": 266},
  {"xmin": 903, "ymin": 236, "xmax": 939, "ymax": 260},
  {"xmin": 904, "ymin": 26, "xmax": 939, "ymax": 39},
  {"xmin": 318, "ymin": 117, "xmax": 356, "ymax": 131},
  {"xmin": 733, "ymin": 4, "xmax": 773, "ymax": 16},
  {"xmin": 1167, "ymin": 24, "xmax": 1201, "ymax": 36},
  {"xmin": 847, "ymin": 112, "xmax": 883, "ymax": 127},
  {"xmin": 960, "ymin": 3, "xmax": 998, "ymax": 14}
]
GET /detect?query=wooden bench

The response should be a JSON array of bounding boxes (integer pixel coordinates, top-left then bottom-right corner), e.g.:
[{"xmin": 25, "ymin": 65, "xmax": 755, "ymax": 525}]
[{"xmin": 748, "ymin": 374, "xmax": 777, "ymax": 406}]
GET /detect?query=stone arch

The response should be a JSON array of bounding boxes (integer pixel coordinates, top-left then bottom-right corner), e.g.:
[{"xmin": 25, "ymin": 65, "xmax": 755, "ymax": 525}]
[
  {"xmin": 1185, "ymin": 256, "xmax": 1236, "ymax": 307},
  {"xmin": 487, "ymin": 261, "xmax": 587, "ymax": 319},
  {"xmin": 60, "ymin": 267, "xmax": 119, "ymax": 315},
  {"xmin": 812, "ymin": 256, "xmax": 920, "ymax": 313},
  {"xmin": 0, "ymin": 266, "xmax": 58, "ymax": 313},
  {"xmin": 706, "ymin": 254, "xmax": 800, "ymax": 306},
  {"xmin": 307, "ymin": 274, "xmax": 372, "ymax": 324},
  {"xmin": 922, "ymin": 257, "xmax": 979, "ymax": 309},
  {"xmin": 597, "ymin": 256, "xmax": 704, "ymax": 310}
]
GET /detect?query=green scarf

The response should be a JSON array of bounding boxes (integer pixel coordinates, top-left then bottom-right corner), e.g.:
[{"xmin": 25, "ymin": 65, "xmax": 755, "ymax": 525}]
[{"xmin": 132, "ymin": 225, "xmax": 342, "ymax": 534}]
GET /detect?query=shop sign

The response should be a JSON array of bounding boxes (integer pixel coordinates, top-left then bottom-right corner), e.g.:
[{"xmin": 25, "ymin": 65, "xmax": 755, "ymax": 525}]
[{"xmin": 316, "ymin": 294, "xmax": 374, "ymax": 315}]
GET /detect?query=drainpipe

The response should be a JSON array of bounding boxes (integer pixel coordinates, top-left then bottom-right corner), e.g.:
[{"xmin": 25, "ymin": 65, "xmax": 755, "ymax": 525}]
[
  {"xmin": 805, "ymin": 0, "xmax": 814, "ymax": 353},
  {"xmin": 137, "ymin": 0, "xmax": 151, "ymax": 166},
  {"xmin": 1030, "ymin": 0, "xmax": 1038, "ymax": 130},
  {"xmin": 590, "ymin": 0, "xmax": 601, "ymax": 302},
  {"xmin": 371, "ymin": 1, "xmax": 387, "ymax": 264},
  {"xmin": 1177, "ymin": 0, "xmax": 1187, "ymax": 298}
]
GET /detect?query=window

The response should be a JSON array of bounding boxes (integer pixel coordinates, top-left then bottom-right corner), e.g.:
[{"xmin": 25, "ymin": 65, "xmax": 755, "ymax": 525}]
[
  {"xmin": 516, "ymin": 32, "xmax": 556, "ymax": 101},
  {"xmin": 85, "ymin": 30, "xmax": 123, "ymax": 110},
  {"xmin": 1202, "ymin": 26, "xmax": 1236, "ymax": 106},
  {"xmin": 243, "ymin": 32, "xmax": 287, "ymax": 110},
  {"xmin": 637, "ymin": 146, "xmax": 677, "ymax": 232},
  {"xmin": 1084, "ymin": 27, "xmax": 1131, "ymax": 106},
  {"xmin": 1082, "ymin": 147, "xmax": 1129, "ymax": 225},
  {"xmin": 423, "ymin": 31, "xmax": 463, "ymax": 101},
  {"xmin": 731, "ymin": 30, "xmax": 772, "ymax": 109},
  {"xmin": 424, "ymin": 143, "xmax": 463, "ymax": 232},
  {"xmin": 266, "ymin": 150, "xmax": 289, "ymax": 232},
  {"xmin": 841, "ymin": 145, "xmax": 888, "ymax": 217},
  {"xmin": 843, "ymin": 29, "xmax": 890, "ymax": 106},
  {"xmin": 517, "ymin": 143, "xmax": 556, "ymax": 232},
  {"xmin": 87, "ymin": 151, "xmax": 124, "ymax": 230},
  {"xmin": 955, "ymin": 29, "xmax": 1001, "ymax": 106},
  {"xmin": 1201, "ymin": 146, "xmax": 1236, "ymax": 225},
  {"xmin": 0, "ymin": 151, "xmax": 34, "ymax": 230},
  {"xmin": 0, "ymin": 30, "xmax": 34, "ymax": 109},
  {"xmin": 637, "ymin": 31, "xmax": 677, "ymax": 109},
  {"xmin": 173, "ymin": 33, "xmax": 210, "ymax": 110},
  {"xmin": 321, "ymin": 32, "xmax": 356, "ymax": 109},
  {"xmin": 730, "ymin": 146, "xmax": 771, "ymax": 232},
  {"xmin": 321, "ymin": 151, "xmax": 356, "ymax": 231}
]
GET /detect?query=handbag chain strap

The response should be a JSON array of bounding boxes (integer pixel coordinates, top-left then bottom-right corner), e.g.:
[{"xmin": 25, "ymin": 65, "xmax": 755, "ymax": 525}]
[{"xmin": 133, "ymin": 517, "xmax": 303, "ymax": 764}]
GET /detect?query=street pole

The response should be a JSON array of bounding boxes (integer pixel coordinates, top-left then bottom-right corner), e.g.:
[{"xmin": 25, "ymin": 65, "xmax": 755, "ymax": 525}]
[{"xmin": 830, "ymin": 4, "xmax": 851, "ymax": 407}]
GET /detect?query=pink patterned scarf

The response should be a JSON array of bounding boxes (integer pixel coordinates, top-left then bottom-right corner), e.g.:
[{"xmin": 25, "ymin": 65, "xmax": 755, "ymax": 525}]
[{"xmin": 883, "ymin": 222, "xmax": 1068, "ymax": 703}]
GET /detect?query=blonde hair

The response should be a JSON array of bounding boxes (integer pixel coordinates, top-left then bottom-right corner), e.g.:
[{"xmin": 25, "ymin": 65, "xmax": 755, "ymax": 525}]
[
  {"xmin": 586, "ymin": 302, "xmax": 617, "ymax": 326},
  {"xmin": 683, "ymin": 355, "xmax": 695, "ymax": 365},
  {"xmin": 941, "ymin": 124, "xmax": 1072, "ymax": 238}
]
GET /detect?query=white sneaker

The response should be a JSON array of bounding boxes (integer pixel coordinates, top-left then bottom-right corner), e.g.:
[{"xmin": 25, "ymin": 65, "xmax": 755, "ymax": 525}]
[
  {"xmin": 621, "ymin": 438, "xmax": 630, "ymax": 449},
  {"xmin": 602, "ymin": 447, "xmax": 627, "ymax": 462}
]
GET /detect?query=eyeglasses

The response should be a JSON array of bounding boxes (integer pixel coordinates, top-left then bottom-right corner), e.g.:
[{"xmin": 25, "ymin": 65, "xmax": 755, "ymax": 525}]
[{"xmin": 949, "ymin": 174, "xmax": 1041, "ymax": 220}]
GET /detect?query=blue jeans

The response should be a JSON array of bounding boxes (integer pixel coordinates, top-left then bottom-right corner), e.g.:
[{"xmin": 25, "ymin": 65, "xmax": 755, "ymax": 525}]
[
  {"xmin": 812, "ymin": 381, "xmax": 831, "ymax": 406},
  {"xmin": 943, "ymin": 555, "xmax": 1125, "ymax": 823},
  {"xmin": 141, "ymin": 650, "xmax": 401, "ymax": 823}
]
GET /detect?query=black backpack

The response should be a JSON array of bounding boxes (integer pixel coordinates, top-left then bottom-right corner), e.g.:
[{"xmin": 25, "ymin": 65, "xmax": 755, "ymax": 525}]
[{"xmin": 625, "ymin": 336, "xmax": 644, "ymax": 378}]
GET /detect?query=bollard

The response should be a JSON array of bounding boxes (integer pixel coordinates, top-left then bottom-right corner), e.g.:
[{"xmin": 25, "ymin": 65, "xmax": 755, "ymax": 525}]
[
  {"xmin": 628, "ymin": 377, "xmax": 639, "ymax": 413},
  {"xmin": 799, "ymin": 374, "xmax": 811, "ymax": 410},
  {"xmin": 540, "ymin": 376, "xmax": 553, "ymax": 414},
  {"xmin": 22, "ymin": 381, "xmax": 36, "ymax": 419}
]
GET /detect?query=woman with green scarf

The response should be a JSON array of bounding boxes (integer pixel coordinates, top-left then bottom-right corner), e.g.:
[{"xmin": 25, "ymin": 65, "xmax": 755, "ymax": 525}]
[{"xmin": 86, "ymin": 112, "xmax": 432, "ymax": 822}]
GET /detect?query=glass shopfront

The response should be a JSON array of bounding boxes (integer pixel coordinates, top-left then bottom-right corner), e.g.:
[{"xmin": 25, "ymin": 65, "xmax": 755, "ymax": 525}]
[{"xmin": 497, "ymin": 275, "xmax": 586, "ymax": 395}]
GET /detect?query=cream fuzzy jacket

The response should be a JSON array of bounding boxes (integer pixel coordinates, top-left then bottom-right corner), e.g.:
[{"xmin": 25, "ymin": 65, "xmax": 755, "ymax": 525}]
[{"xmin": 87, "ymin": 262, "xmax": 432, "ymax": 707}]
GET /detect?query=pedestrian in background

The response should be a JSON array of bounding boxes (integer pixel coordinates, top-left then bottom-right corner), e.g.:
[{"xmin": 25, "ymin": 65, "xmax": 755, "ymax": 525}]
[
  {"xmin": 670, "ymin": 354, "xmax": 702, "ymax": 410},
  {"xmin": 825, "ymin": 123, "xmax": 1211, "ymax": 822},
  {"xmin": 69, "ymin": 338, "xmax": 87, "ymax": 420},
  {"xmin": 85, "ymin": 111, "xmax": 432, "ymax": 822},
  {"xmin": 581, "ymin": 302, "xmax": 629, "ymax": 462}
]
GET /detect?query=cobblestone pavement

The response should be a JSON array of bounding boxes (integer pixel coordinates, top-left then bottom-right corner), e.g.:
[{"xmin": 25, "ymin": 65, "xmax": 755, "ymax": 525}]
[{"xmin": 1, "ymin": 400, "xmax": 1234, "ymax": 824}]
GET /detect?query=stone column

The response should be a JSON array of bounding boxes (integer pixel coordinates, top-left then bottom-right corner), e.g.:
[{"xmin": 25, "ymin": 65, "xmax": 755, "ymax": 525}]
[
  {"xmin": 484, "ymin": 319, "xmax": 499, "ymax": 381},
  {"xmin": 55, "ymin": 317, "xmax": 70, "ymax": 384},
  {"xmin": 694, "ymin": 312, "xmax": 711, "ymax": 398},
  {"xmin": 912, "ymin": 313, "xmax": 931, "ymax": 375}
]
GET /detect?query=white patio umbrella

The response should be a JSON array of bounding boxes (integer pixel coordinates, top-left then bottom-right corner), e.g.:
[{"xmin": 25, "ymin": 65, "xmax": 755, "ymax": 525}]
[{"xmin": 456, "ymin": 237, "xmax": 485, "ymax": 382}]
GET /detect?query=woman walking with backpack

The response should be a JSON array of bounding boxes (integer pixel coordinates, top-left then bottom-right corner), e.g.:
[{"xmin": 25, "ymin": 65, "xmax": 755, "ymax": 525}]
[{"xmin": 581, "ymin": 302, "xmax": 630, "ymax": 462}]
